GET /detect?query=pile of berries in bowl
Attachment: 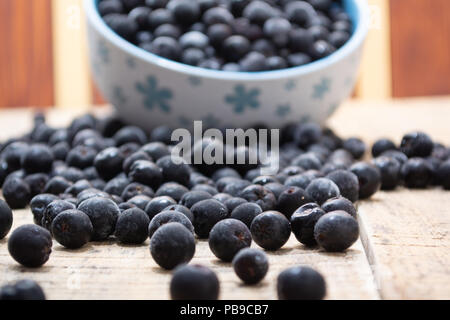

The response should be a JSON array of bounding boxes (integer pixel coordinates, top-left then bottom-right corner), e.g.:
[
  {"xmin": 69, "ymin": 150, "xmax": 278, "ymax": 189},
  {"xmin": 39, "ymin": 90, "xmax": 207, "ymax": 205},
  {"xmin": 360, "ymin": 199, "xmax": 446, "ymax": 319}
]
[
  {"xmin": 86, "ymin": 0, "xmax": 369, "ymax": 129},
  {"xmin": 99, "ymin": 0, "xmax": 353, "ymax": 71}
]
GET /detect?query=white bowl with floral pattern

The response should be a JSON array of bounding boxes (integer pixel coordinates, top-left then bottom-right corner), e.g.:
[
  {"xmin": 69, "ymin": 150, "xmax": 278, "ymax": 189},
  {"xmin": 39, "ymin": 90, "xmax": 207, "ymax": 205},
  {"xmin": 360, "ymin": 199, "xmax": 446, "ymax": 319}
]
[{"xmin": 85, "ymin": 0, "xmax": 369, "ymax": 130}]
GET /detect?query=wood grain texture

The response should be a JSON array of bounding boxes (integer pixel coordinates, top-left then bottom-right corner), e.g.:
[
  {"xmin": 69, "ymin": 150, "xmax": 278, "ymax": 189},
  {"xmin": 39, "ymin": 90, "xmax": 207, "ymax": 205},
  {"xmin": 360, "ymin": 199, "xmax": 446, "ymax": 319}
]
[
  {"xmin": 0, "ymin": 208, "xmax": 377, "ymax": 300},
  {"xmin": 329, "ymin": 97, "xmax": 450, "ymax": 299},
  {"xmin": 0, "ymin": 0, "xmax": 54, "ymax": 107},
  {"xmin": 358, "ymin": 190, "xmax": 450, "ymax": 300},
  {"xmin": 1, "ymin": 97, "xmax": 449, "ymax": 300},
  {"xmin": 390, "ymin": 0, "xmax": 450, "ymax": 97}
]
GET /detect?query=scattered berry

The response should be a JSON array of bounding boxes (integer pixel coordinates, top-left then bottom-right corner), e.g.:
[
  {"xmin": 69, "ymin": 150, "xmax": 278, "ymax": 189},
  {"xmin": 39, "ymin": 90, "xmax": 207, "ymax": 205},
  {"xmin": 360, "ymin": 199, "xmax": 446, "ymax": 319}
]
[
  {"xmin": 277, "ymin": 266, "xmax": 326, "ymax": 300},
  {"xmin": 401, "ymin": 158, "xmax": 433, "ymax": 189},
  {"xmin": 314, "ymin": 211, "xmax": 359, "ymax": 252},
  {"xmin": 239, "ymin": 184, "xmax": 276, "ymax": 211},
  {"xmin": 115, "ymin": 207, "xmax": 150, "ymax": 244},
  {"xmin": 372, "ymin": 138, "xmax": 397, "ymax": 157},
  {"xmin": 144, "ymin": 196, "xmax": 176, "ymax": 220},
  {"xmin": 321, "ymin": 196, "xmax": 357, "ymax": 218},
  {"xmin": 372, "ymin": 156, "xmax": 401, "ymax": 190},
  {"xmin": 148, "ymin": 210, "xmax": 194, "ymax": 238},
  {"xmin": 8, "ymin": 224, "xmax": 52, "ymax": 268},
  {"xmin": 78, "ymin": 197, "xmax": 120, "ymax": 241},
  {"xmin": 170, "ymin": 264, "xmax": 220, "ymax": 300},
  {"xmin": 2, "ymin": 176, "xmax": 31, "ymax": 209},
  {"xmin": 400, "ymin": 132, "xmax": 433, "ymax": 158},
  {"xmin": 208, "ymin": 219, "xmax": 252, "ymax": 262},
  {"xmin": 305, "ymin": 178, "xmax": 340, "ymax": 205},
  {"xmin": 150, "ymin": 222, "xmax": 196, "ymax": 270},
  {"xmin": 250, "ymin": 211, "xmax": 290, "ymax": 251},
  {"xmin": 326, "ymin": 169, "xmax": 359, "ymax": 202},
  {"xmin": 277, "ymin": 186, "xmax": 311, "ymax": 219},
  {"xmin": 41, "ymin": 199, "xmax": 76, "ymax": 231},
  {"xmin": 350, "ymin": 162, "xmax": 381, "ymax": 199},
  {"xmin": 191, "ymin": 199, "xmax": 229, "ymax": 238},
  {"xmin": 51, "ymin": 209, "xmax": 93, "ymax": 249},
  {"xmin": 290, "ymin": 203, "xmax": 326, "ymax": 246},
  {"xmin": 0, "ymin": 199, "xmax": 13, "ymax": 239},
  {"xmin": 0, "ymin": 279, "xmax": 46, "ymax": 300},
  {"xmin": 232, "ymin": 248, "xmax": 268, "ymax": 285},
  {"xmin": 230, "ymin": 202, "xmax": 262, "ymax": 228}
]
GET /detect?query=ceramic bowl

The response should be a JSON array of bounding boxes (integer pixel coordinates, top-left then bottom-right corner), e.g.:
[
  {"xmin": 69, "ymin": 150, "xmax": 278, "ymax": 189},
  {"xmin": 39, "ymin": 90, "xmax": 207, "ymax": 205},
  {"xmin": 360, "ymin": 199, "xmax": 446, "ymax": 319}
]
[{"xmin": 85, "ymin": 0, "xmax": 369, "ymax": 130}]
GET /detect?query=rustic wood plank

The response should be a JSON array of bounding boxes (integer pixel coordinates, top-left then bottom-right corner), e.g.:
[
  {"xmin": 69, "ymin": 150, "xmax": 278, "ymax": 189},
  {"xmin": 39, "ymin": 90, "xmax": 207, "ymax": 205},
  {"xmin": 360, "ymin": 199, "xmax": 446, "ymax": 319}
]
[
  {"xmin": 358, "ymin": 190, "xmax": 450, "ymax": 300},
  {"xmin": 0, "ymin": 208, "xmax": 377, "ymax": 300},
  {"xmin": 390, "ymin": 0, "xmax": 450, "ymax": 97},
  {"xmin": 1, "ymin": 97, "xmax": 450, "ymax": 299},
  {"xmin": 0, "ymin": 0, "xmax": 54, "ymax": 107},
  {"xmin": 328, "ymin": 97, "xmax": 450, "ymax": 300},
  {"xmin": 0, "ymin": 106, "xmax": 380, "ymax": 300},
  {"xmin": 328, "ymin": 97, "xmax": 450, "ymax": 146}
]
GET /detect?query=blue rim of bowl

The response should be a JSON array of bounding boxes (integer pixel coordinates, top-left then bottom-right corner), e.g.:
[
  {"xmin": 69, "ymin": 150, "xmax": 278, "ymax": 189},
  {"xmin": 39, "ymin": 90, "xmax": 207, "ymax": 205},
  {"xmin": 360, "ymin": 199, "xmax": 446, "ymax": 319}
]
[{"xmin": 85, "ymin": 0, "xmax": 370, "ymax": 81}]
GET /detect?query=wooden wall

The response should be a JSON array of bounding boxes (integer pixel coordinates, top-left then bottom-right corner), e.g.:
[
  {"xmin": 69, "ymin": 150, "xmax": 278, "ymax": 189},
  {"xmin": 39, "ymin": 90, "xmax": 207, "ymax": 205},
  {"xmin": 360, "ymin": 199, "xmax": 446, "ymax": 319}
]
[
  {"xmin": 0, "ymin": 0, "xmax": 449, "ymax": 108},
  {"xmin": 0, "ymin": 0, "xmax": 54, "ymax": 107},
  {"xmin": 390, "ymin": 0, "xmax": 450, "ymax": 97}
]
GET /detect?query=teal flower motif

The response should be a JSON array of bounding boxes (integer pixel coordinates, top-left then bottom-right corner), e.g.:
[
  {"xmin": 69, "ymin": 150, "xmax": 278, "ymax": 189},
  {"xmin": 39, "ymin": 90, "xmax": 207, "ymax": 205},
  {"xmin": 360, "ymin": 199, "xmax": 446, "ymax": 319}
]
[
  {"xmin": 327, "ymin": 102, "xmax": 339, "ymax": 116},
  {"xmin": 202, "ymin": 114, "xmax": 221, "ymax": 128},
  {"xmin": 312, "ymin": 77, "xmax": 331, "ymax": 100},
  {"xmin": 188, "ymin": 76, "xmax": 202, "ymax": 87},
  {"xmin": 225, "ymin": 85, "xmax": 260, "ymax": 114},
  {"xmin": 345, "ymin": 76, "xmax": 356, "ymax": 91},
  {"xmin": 136, "ymin": 76, "xmax": 173, "ymax": 113},
  {"xmin": 98, "ymin": 40, "xmax": 109, "ymax": 64},
  {"xmin": 299, "ymin": 115, "xmax": 311, "ymax": 123},
  {"xmin": 179, "ymin": 116, "xmax": 191, "ymax": 127},
  {"xmin": 113, "ymin": 86, "xmax": 126, "ymax": 105},
  {"xmin": 276, "ymin": 104, "xmax": 291, "ymax": 118},
  {"xmin": 126, "ymin": 57, "xmax": 136, "ymax": 69},
  {"xmin": 285, "ymin": 79, "xmax": 297, "ymax": 91},
  {"xmin": 91, "ymin": 60, "xmax": 101, "ymax": 75}
]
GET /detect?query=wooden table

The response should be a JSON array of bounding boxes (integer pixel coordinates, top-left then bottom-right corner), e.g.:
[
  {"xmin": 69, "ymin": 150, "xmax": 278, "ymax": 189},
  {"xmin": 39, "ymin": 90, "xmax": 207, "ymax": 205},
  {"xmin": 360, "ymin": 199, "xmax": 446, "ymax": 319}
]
[{"xmin": 0, "ymin": 97, "xmax": 449, "ymax": 300}]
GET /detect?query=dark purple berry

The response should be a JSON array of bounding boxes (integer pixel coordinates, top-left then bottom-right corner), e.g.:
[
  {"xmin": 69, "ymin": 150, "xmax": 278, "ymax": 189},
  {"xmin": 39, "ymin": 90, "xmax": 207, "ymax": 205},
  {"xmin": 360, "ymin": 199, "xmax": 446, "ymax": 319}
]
[
  {"xmin": 78, "ymin": 197, "xmax": 120, "ymax": 241},
  {"xmin": 372, "ymin": 138, "xmax": 397, "ymax": 157},
  {"xmin": 232, "ymin": 248, "xmax": 268, "ymax": 285},
  {"xmin": 51, "ymin": 209, "xmax": 93, "ymax": 249},
  {"xmin": 277, "ymin": 266, "xmax": 326, "ymax": 300},
  {"xmin": 326, "ymin": 169, "xmax": 359, "ymax": 202},
  {"xmin": 350, "ymin": 162, "xmax": 381, "ymax": 199},
  {"xmin": 8, "ymin": 224, "xmax": 52, "ymax": 268},
  {"xmin": 170, "ymin": 264, "xmax": 220, "ymax": 300},
  {"xmin": 277, "ymin": 186, "xmax": 311, "ymax": 219},
  {"xmin": 0, "ymin": 279, "xmax": 46, "ymax": 300},
  {"xmin": 150, "ymin": 222, "xmax": 195, "ymax": 270},
  {"xmin": 372, "ymin": 156, "xmax": 402, "ymax": 190},
  {"xmin": 208, "ymin": 218, "xmax": 252, "ymax": 262},
  {"xmin": 314, "ymin": 211, "xmax": 359, "ymax": 252},
  {"xmin": 250, "ymin": 211, "xmax": 291, "ymax": 251},
  {"xmin": 321, "ymin": 196, "xmax": 356, "ymax": 218},
  {"xmin": 115, "ymin": 207, "xmax": 150, "ymax": 244},
  {"xmin": 290, "ymin": 203, "xmax": 325, "ymax": 246},
  {"xmin": 400, "ymin": 132, "xmax": 434, "ymax": 158},
  {"xmin": 191, "ymin": 199, "xmax": 229, "ymax": 238},
  {"xmin": 401, "ymin": 158, "xmax": 433, "ymax": 188},
  {"xmin": 0, "ymin": 199, "xmax": 13, "ymax": 239},
  {"xmin": 305, "ymin": 178, "xmax": 340, "ymax": 205}
]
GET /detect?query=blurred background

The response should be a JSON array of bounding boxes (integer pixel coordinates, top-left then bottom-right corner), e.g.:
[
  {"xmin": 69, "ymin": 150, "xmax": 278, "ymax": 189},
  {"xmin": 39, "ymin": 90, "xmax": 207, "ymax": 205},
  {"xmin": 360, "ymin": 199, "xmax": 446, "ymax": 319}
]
[{"xmin": 0, "ymin": 0, "xmax": 449, "ymax": 109}]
